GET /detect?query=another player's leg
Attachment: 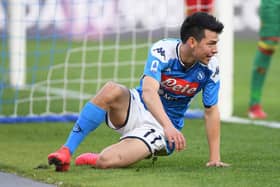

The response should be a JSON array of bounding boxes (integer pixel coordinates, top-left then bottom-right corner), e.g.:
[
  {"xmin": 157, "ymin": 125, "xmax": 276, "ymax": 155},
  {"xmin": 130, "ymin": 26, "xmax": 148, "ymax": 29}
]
[
  {"xmin": 248, "ymin": 38, "xmax": 277, "ymax": 119},
  {"xmin": 249, "ymin": 2, "xmax": 280, "ymax": 119},
  {"xmin": 75, "ymin": 138, "xmax": 151, "ymax": 168},
  {"xmin": 48, "ymin": 81, "xmax": 130, "ymax": 171}
]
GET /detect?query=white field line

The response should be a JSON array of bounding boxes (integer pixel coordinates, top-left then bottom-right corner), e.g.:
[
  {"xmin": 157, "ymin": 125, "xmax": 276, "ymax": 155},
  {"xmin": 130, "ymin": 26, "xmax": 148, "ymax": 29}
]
[{"xmin": 222, "ymin": 116, "xmax": 280, "ymax": 129}]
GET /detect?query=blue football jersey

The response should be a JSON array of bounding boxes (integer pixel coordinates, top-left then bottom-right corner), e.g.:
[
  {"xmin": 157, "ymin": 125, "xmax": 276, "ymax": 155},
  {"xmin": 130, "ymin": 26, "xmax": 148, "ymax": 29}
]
[{"xmin": 136, "ymin": 38, "xmax": 220, "ymax": 130}]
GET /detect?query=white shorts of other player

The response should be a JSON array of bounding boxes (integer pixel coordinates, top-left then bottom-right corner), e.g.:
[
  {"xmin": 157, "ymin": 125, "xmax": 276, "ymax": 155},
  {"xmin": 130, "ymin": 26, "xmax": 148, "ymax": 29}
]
[{"xmin": 106, "ymin": 88, "xmax": 174, "ymax": 156}]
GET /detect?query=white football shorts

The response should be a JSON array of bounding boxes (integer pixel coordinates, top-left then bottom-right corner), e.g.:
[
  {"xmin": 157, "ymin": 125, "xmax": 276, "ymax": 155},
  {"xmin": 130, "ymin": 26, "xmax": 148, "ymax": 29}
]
[{"xmin": 106, "ymin": 88, "xmax": 174, "ymax": 156}]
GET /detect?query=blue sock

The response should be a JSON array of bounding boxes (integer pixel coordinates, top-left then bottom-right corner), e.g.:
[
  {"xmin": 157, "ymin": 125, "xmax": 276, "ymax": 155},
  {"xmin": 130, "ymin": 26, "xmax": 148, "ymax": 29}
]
[{"xmin": 64, "ymin": 102, "xmax": 106, "ymax": 155}]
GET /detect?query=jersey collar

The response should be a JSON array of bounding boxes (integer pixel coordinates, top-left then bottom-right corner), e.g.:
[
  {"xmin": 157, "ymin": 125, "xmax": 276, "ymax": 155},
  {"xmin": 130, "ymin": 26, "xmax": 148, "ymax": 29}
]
[{"xmin": 176, "ymin": 42, "xmax": 198, "ymax": 70}]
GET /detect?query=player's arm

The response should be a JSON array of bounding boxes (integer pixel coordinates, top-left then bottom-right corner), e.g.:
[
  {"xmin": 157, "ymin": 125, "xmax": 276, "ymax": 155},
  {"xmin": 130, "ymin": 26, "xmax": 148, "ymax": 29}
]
[
  {"xmin": 142, "ymin": 76, "xmax": 186, "ymax": 151},
  {"xmin": 202, "ymin": 57, "xmax": 230, "ymax": 167},
  {"xmin": 204, "ymin": 105, "xmax": 230, "ymax": 167}
]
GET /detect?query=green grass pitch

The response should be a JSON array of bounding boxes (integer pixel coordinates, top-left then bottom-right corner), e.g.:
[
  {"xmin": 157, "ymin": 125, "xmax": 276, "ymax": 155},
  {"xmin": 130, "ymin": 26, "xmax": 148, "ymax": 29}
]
[{"xmin": 0, "ymin": 39, "xmax": 279, "ymax": 187}]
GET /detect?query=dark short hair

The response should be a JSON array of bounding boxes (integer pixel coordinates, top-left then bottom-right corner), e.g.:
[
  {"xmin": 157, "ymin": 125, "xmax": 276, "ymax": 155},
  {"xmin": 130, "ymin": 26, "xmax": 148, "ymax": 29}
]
[{"xmin": 180, "ymin": 12, "xmax": 224, "ymax": 43}]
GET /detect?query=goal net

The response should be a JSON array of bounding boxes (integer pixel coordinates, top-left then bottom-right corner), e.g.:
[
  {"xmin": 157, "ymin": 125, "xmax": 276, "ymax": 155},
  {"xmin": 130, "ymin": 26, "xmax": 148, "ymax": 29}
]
[{"xmin": 0, "ymin": 0, "xmax": 232, "ymax": 123}]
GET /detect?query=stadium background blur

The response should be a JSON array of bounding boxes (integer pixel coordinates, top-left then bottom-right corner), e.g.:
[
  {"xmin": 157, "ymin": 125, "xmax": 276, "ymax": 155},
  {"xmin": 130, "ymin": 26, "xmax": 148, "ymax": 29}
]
[{"xmin": 0, "ymin": 0, "xmax": 267, "ymax": 122}]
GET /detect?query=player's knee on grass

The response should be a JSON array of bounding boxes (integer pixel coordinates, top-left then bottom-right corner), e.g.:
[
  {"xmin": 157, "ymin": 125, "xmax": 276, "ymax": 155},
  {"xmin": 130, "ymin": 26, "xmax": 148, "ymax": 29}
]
[
  {"xmin": 95, "ymin": 154, "xmax": 109, "ymax": 169},
  {"xmin": 95, "ymin": 152, "xmax": 123, "ymax": 169}
]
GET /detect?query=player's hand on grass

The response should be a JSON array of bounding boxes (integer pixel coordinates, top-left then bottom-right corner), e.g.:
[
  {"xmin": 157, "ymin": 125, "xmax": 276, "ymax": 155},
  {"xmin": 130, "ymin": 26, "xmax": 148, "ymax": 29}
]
[
  {"xmin": 164, "ymin": 125, "xmax": 186, "ymax": 152},
  {"xmin": 206, "ymin": 161, "xmax": 230, "ymax": 167}
]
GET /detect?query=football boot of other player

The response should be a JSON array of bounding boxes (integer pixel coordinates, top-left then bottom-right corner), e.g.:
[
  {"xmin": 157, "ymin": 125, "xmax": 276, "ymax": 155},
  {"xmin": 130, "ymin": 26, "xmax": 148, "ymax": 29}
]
[{"xmin": 248, "ymin": 104, "xmax": 267, "ymax": 119}]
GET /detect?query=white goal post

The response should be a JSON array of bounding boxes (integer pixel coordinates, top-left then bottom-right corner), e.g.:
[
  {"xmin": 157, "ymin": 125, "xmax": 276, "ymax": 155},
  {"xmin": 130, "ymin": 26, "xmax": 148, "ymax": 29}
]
[
  {"xmin": 216, "ymin": 0, "xmax": 234, "ymax": 119},
  {"xmin": 8, "ymin": 0, "xmax": 26, "ymax": 88},
  {"xmin": 2, "ymin": 0, "xmax": 233, "ymax": 123}
]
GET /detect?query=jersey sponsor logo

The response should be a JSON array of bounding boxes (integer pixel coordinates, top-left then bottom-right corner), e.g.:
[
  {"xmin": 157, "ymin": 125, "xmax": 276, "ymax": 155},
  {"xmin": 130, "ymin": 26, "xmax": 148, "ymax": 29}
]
[
  {"xmin": 159, "ymin": 89, "xmax": 180, "ymax": 101},
  {"xmin": 160, "ymin": 74, "xmax": 199, "ymax": 96}
]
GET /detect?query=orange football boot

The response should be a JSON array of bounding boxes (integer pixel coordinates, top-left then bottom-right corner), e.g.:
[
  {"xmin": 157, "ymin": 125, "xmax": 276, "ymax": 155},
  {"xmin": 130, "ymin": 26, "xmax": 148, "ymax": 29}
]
[
  {"xmin": 48, "ymin": 146, "xmax": 71, "ymax": 172},
  {"xmin": 75, "ymin": 153, "xmax": 99, "ymax": 166}
]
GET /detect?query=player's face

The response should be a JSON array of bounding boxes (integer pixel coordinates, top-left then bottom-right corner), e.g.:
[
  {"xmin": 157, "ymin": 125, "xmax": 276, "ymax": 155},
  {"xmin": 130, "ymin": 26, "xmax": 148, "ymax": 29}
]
[{"xmin": 194, "ymin": 29, "xmax": 219, "ymax": 64}]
